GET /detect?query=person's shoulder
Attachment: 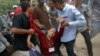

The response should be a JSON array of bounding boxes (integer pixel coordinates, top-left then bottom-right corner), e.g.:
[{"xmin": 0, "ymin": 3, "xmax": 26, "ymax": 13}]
[
  {"xmin": 13, "ymin": 13, "xmax": 23, "ymax": 20},
  {"xmin": 33, "ymin": 6, "xmax": 39, "ymax": 12},
  {"xmin": 82, "ymin": 4, "xmax": 87, "ymax": 8},
  {"xmin": 67, "ymin": 4, "xmax": 76, "ymax": 10},
  {"xmin": 14, "ymin": 13, "xmax": 23, "ymax": 18},
  {"xmin": 34, "ymin": 5, "xmax": 39, "ymax": 10}
]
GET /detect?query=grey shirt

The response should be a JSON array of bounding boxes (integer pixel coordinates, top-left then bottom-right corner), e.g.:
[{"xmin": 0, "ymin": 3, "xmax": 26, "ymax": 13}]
[
  {"xmin": 49, "ymin": 8, "xmax": 59, "ymax": 29},
  {"xmin": 0, "ymin": 32, "xmax": 9, "ymax": 52},
  {"xmin": 0, "ymin": 15, "xmax": 10, "ymax": 34},
  {"xmin": 92, "ymin": 0, "xmax": 100, "ymax": 21},
  {"xmin": 88, "ymin": 0, "xmax": 100, "ymax": 21},
  {"xmin": 77, "ymin": 4, "xmax": 88, "ymax": 32}
]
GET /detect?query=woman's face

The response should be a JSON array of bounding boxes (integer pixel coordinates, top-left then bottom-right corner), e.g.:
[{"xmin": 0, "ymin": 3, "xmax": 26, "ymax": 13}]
[{"xmin": 47, "ymin": 27, "xmax": 56, "ymax": 38}]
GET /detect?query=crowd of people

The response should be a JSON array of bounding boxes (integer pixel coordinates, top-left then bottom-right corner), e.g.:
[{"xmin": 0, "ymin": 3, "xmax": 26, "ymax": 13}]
[{"xmin": 0, "ymin": 0, "xmax": 100, "ymax": 56}]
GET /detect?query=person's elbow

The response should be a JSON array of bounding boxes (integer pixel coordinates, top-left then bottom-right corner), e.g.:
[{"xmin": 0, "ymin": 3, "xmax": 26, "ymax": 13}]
[
  {"xmin": 78, "ymin": 18, "xmax": 87, "ymax": 27},
  {"xmin": 11, "ymin": 28, "xmax": 18, "ymax": 34},
  {"xmin": 80, "ymin": 16, "xmax": 87, "ymax": 26},
  {"xmin": 82, "ymin": 19, "xmax": 87, "ymax": 25}
]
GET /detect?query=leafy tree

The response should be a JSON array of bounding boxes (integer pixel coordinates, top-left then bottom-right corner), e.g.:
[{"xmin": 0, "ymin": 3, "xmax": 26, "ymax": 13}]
[{"xmin": 0, "ymin": 0, "xmax": 19, "ymax": 15}]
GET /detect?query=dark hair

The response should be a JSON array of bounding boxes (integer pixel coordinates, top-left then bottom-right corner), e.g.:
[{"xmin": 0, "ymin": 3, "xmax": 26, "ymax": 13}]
[
  {"xmin": 51, "ymin": 0, "xmax": 64, "ymax": 3},
  {"xmin": 20, "ymin": 0, "xmax": 30, "ymax": 3},
  {"xmin": 20, "ymin": 1, "xmax": 30, "ymax": 12}
]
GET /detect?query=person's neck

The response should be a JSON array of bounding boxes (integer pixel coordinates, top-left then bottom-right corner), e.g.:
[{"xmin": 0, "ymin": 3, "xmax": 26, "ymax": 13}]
[
  {"xmin": 38, "ymin": 4, "xmax": 44, "ymax": 8},
  {"xmin": 24, "ymin": 12, "xmax": 29, "ymax": 17},
  {"xmin": 76, "ymin": 5, "xmax": 82, "ymax": 8},
  {"xmin": 47, "ymin": 35, "xmax": 50, "ymax": 40},
  {"xmin": 61, "ymin": 2, "xmax": 66, "ymax": 11},
  {"xmin": 51, "ymin": 7, "xmax": 55, "ymax": 10}
]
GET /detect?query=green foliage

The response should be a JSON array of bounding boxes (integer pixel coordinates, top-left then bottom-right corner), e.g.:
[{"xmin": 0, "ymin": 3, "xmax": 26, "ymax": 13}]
[{"xmin": 0, "ymin": 0, "xmax": 19, "ymax": 15}]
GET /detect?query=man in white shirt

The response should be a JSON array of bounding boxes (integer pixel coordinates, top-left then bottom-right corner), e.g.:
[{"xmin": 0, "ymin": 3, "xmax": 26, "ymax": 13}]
[{"xmin": 51, "ymin": 0, "xmax": 86, "ymax": 56}]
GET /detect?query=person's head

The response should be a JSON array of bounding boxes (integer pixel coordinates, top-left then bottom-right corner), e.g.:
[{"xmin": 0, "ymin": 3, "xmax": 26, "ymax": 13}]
[
  {"xmin": 38, "ymin": 0, "xmax": 46, "ymax": 6},
  {"xmin": 20, "ymin": 0, "xmax": 30, "ymax": 3},
  {"xmin": 47, "ymin": 1, "xmax": 54, "ymax": 9},
  {"xmin": 75, "ymin": 0, "xmax": 82, "ymax": 7},
  {"xmin": 20, "ymin": 1, "xmax": 30, "ymax": 13},
  {"xmin": 51, "ymin": 0, "xmax": 65, "ymax": 10},
  {"xmin": 13, "ymin": 5, "xmax": 18, "ymax": 10},
  {"xmin": 65, "ymin": 0, "xmax": 69, "ymax": 2},
  {"xmin": 47, "ymin": 27, "xmax": 56, "ymax": 38}
]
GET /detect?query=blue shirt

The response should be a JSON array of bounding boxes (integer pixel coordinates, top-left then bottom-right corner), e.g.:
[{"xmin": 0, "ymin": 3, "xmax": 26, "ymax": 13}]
[{"xmin": 57, "ymin": 4, "xmax": 86, "ymax": 42}]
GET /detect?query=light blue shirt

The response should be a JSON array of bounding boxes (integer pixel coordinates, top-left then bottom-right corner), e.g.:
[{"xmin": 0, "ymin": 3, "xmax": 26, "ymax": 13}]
[{"xmin": 57, "ymin": 4, "xmax": 86, "ymax": 42}]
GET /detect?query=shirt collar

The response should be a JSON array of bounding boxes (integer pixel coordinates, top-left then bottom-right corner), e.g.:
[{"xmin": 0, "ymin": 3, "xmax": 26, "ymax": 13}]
[
  {"xmin": 59, "ymin": 4, "xmax": 68, "ymax": 12},
  {"xmin": 57, "ymin": 3, "xmax": 68, "ymax": 13},
  {"xmin": 62, "ymin": 4, "xmax": 67, "ymax": 11}
]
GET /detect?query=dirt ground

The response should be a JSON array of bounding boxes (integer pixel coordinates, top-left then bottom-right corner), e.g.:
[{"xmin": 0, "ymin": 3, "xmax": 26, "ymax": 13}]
[{"xmin": 60, "ymin": 33, "xmax": 100, "ymax": 56}]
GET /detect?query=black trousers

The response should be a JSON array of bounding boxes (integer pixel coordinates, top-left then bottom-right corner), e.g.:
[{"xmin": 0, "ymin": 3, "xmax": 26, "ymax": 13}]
[
  {"xmin": 55, "ymin": 40, "xmax": 76, "ymax": 56},
  {"xmin": 0, "ymin": 49, "xmax": 8, "ymax": 56},
  {"xmin": 80, "ymin": 29, "xmax": 93, "ymax": 56},
  {"xmin": 3, "ymin": 33, "xmax": 14, "ymax": 44}
]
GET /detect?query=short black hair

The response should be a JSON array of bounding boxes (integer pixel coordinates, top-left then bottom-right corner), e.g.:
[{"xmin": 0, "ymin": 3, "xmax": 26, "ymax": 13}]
[
  {"xmin": 20, "ymin": 0, "xmax": 30, "ymax": 3},
  {"xmin": 51, "ymin": 0, "xmax": 64, "ymax": 3},
  {"xmin": 20, "ymin": 1, "xmax": 30, "ymax": 12}
]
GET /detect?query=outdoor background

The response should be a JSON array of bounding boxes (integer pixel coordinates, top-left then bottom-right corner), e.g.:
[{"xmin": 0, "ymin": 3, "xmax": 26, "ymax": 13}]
[{"xmin": 0, "ymin": 0, "xmax": 100, "ymax": 56}]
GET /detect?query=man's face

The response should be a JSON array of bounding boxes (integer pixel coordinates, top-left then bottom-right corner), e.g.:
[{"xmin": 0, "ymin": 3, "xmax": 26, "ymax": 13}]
[
  {"xmin": 53, "ymin": 2, "xmax": 63, "ymax": 10},
  {"xmin": 75, "ymin": 0, "xmax": 82, "ymax": 7},
  {"xmin": 48, "ymin": 2, "xmax": 54, "ymax": 8},
  {"xmin": 39, "ymin": 2, "xmax": 44, "ymax": 6}
]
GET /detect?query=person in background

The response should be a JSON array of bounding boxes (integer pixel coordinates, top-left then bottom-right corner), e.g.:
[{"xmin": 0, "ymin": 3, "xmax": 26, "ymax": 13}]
[
  {"xmin": 0, "ymin": 32, "xmax": 10, "ymax": 56},
  {"xmin": 33, "ymin": 0, "xmax": 51, "ymax": 30},
  {"xmin": 51, "ymin": 0, "xmax": 86, "ymax": 56},
  {"xmin": 14, "ymin": 4, "xmax": 22, "ymax": 16},
  {"xmin": 12, "ymin": 5, "xmax": 18, "ymax": 12},
  {"xmin": 47, "ymin": 1, "xmax": 59, "ymax": 29},
  {"xmin": 65, "ymin": 0, "xmax": 75, "ymax": 5},
  {"xmin": 90, "ymin": 0, "xmax": 100, "ymax": 37},
  {"xmin": 1, "ymin": 13, "xmax": 14, "ymax": 45},
  {"xmin": 0, "ymin": 16, "xmax": 11, "ymax": 56},
  {"xmin": 75, "ymin": 0, "xmax": 93, "ymax": 56},
  {"xmin": 14, "ymin": 0, "xmax": 31, "ymax": 16}
]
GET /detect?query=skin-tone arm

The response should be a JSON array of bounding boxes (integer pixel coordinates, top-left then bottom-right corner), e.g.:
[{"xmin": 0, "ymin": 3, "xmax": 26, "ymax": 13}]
[
  {"xmin": 11, "ymin": 28, "xmax": 35, "ymax": 35},
  {"xmin": 49, "ymin": 16, "xmax": 64, "ymax": 24},
  {"xmin": 27, "ymin": 34, "xmax": 33, "ymax": 48},
  {"xmin": 56, "ymin": 17, "xmax": 69, "ymax": 27},
  {"xmin": 11, "ymin": 28, "xmax": 35, "ymax": 48},
  {"xmin": 34, "ymin": 19, "xmax": 45, "ymax": 29}
]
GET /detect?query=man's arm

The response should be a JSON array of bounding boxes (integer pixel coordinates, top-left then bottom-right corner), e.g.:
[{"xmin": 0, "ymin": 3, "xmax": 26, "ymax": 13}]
[
  {"xmin": 27, "ymin": 34, "xmax": 33, "ymax": 48},
  {"xmin": 11, "ymin": 15, "xmax": 35, "ymax": 35},
  {"xmin": 11, "ymin": 28, "xmax": 34, "ymax": 35},
  {"xmin": 69, "ymin": 7, "xmax": 86, "ymax": 27}
]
